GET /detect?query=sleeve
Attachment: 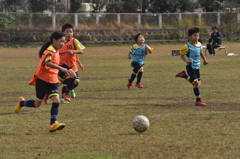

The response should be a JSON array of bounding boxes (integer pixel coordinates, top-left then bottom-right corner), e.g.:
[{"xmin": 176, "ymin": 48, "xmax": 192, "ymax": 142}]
[
  {"xmin": 74, "ymin": 39, "xmax": 86, "ymax": 50},
  {"xmin": 45, "ymin": 54, "xmax": 52, "ymax": 62},
  {"xmin": 216, "ymin": 32, "xmax": 222, "ymax": 44},
  {"xmin": 146, "ymin": 45, "xmax": 153, "ymax": 54},
  {"xmin": 180, "ymin": 44, "xmax": 189, "ymax": 55}
]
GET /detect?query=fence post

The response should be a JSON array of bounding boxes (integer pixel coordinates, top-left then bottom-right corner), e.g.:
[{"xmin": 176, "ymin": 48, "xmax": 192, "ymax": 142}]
[
  {"xmin": 178, "ymin": 13, "xmax": 182, "ymax": 21},
  {"xmin": 52, "ymin": 13, "xmax": 56, "ymax": 29},
  {"xmin": 138, "ymin": 14, "xmax": 141, "ymax": 25},
  {"xmin": 74, "ymin": 13, "xmax": 78, "ymax": 27},
  {"xmin": 96, "ymin": 13, "xmax": 99, "ymax": 25},
  {"xmin": 158, "ymin": 14, "xmax": 162, "ymax": 28},
  {"xmin": 29, "ymin": 13, "xmax": 32, "ymax": 28},
  {"xmin": 238, "ymin": 13, "xmax": 240, "ymax": 23},
  {"xmin": 198, "ymin": 13, "xmax": 201, "ymax": 26},
  {"xmin": 217, "ymin": 12, "xmax": 221, "ymax": 25},
  {"xmin": 117, "ymin": 13, "xmax": 120, "ymax": 23}
]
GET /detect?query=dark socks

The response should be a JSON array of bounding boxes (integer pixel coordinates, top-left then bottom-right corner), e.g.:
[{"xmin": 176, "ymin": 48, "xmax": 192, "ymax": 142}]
[
  {"xmin": 129, "ymin": 73, "xmax": 136, "ymax": 83},
  {"xmin": 20, "ymin": 100, "xmax": 35, "ymax": 107},
  {"xmin": 67, "ymin": 78, "xmax": 75, "ymax": 92},
  {"xmin": 137, "ymin": 72, "xmax": 143, "ymax": 83},
  {"xmin": 193, "ymin": 88, "xmax": 201, "ymax": 101},
  {"xmin": 50, "ymin": 103, "xmax": 59, "ymax": 125}
]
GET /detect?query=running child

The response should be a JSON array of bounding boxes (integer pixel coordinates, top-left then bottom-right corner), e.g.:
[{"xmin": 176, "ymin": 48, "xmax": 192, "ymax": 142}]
[
  {"xmin": 14, "ymin": 31, "xmax": 72, "ymax": 132},
  {"xmin": 175, "ymin": 27, "xmax": 209, "ymax": 106},
  {"xmin": 127, "ymin": 33, "xmax": 153, "ymax": 88},
  {"xmin": 56, "ymin": 23, "xmax": 85, "ymax": 103}
]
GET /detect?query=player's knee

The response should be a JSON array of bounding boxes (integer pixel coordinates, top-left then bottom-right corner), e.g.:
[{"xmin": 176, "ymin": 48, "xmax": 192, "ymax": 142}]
[
  {"xmin": 50, "ymin": 95, "xmax": 60, "ymax": 103},
  {"xmin": 74, "ymin": 79, "xmax": 80, "ymax": 85}
]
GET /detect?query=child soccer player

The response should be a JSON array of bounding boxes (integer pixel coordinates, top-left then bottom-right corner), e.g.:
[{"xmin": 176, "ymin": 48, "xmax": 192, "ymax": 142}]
[
  {"xmin": 58, "ymin": 23, "xmax": 85, "ymax": 103},
  {"xmin": 44, "ymin": 23, "xmax": 85, "ymax": 104},
  {"xmin": 14, "ymin": 31, "xmax": 72, "ymax": 132},
  {"xmin": 127, "ymin": 33, "xmax": 153, "ymax": 88},
  {"xmin": 175, "ymin": 27, "xmax": 209, "ymax": 106}
]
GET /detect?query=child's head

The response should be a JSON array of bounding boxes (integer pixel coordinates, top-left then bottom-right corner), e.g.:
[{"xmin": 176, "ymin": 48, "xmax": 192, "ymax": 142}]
[
  {"xmin": 188, "ymin": 27, "xmax": 200, "ymax": 43},
  {"xmin": 212, "ymin": 26, "xmax": 218, "ymax": 33},
  {"xmin": 62, "ymin": 23, "xmax": 74, "ymax": 40},
  {"xmin": 39, "ymin": 31, "xmax": 65, "ymax": 58},
  {"xmin": 134, "ymin": 33, "xmax": 145, "ymax": 45}
]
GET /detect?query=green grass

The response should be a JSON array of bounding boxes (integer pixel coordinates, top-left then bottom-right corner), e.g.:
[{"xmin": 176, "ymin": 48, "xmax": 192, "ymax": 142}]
[{"xmin": 0, "ymin": 43, "xmax": 240, "ymax": 159}]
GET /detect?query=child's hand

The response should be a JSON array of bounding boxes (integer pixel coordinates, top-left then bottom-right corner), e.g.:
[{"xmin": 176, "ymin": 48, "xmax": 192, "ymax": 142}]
[
  {"xmin": 128, "ymin": 56, "xmax": 131, "ymax": 59},
  {"xmin": 67, "ymin": 50, "xmax": 75, "ymax": 55},
  {"xmin": 204, "ymin": 60, "xmax": 208, "ymax": 65},
  {"xmin": 79, "ymin": 63, "xmax": 84, "ymax": 71},
  {"xmin": 186, "ymin": 59, "xmax": 192, "ymax": 64}
]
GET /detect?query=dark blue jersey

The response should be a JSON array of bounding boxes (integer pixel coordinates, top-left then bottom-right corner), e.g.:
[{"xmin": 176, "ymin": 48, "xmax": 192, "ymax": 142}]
[{"xmin": 208, "ymin": 32, "xmax": 222, "ymax": 45}]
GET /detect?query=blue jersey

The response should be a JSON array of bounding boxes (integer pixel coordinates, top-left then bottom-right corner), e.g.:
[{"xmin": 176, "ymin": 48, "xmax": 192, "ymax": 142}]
[
  {"xmin": 131, "ymin": 44, "xmax": 147, "ymax": 66},
  {"xmin": 185, "ymin": 42, "xmax": 202, "ymax": 69}
]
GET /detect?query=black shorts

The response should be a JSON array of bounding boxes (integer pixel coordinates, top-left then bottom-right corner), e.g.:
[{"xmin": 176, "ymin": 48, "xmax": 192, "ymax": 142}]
[
  {"xmin": 58, "ymin": 64, "xmax": 71, "ymax": 80},
  {"xmin": 35, "ymin": 78, "xmax": 59, "ymax": 101},
  {"xmin": 131, "ymin": 62, "xmax": 143, "ymax": 73},
  {"xmin": 186, "ymin": 65, "xmax": 200, "ymax": 84}
]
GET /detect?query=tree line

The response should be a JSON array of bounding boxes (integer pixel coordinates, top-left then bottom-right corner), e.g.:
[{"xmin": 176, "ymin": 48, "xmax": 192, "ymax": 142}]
[{"xmin": 1, "ymin": 0, "xmax": 240, "ymax": 13}]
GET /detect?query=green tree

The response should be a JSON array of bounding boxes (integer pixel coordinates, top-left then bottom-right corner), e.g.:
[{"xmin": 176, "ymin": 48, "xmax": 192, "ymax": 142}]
[
  {"xmin": 106, "ymin": 1, "xmax": 123, "ymax": 13},
  {"xmin": 148, "ymin": 0, "xmax": 198, "ymax": 13},
  {"xmin": 197, "ymin": 0, "xmax": 223, "ymax": 12},
  {"xmin": 0, "ymin": 0, "xmax": 21, "ymax": 12},
  {"xmin": 27, "ymin": 0, "xmax": 50, "ymax": 13},
  {"xmin": 122, "ymin": 0, "xmax": 142, "ymax": 13},
  {"xmin": 90, "ymin": 0, "xmax": 108, "ymax": 13},
  {"xmin": 70, "ymin": 0, "xmax": 81, "ymax": 13}
]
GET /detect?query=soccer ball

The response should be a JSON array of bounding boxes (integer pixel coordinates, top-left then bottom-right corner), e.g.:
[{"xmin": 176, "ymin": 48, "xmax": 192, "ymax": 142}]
[{"xmin": 132, "ymin": 115, "xmax": 150, "ymax": 132}]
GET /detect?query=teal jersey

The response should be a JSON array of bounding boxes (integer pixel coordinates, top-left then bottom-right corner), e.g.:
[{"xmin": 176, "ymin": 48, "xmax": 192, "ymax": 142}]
[
  {"xmin": 131, "ymin": 44, "xmax": 147, "ymax": 66},
  {"xmin": 186, "ymin": 42, "xmax": 202, "ymax": 69}
]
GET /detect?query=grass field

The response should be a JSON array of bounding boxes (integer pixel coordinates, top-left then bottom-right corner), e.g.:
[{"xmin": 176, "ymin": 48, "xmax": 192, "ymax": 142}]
[{"xmin": 0, "ymin": 43, "xmax": 240, "ymax": 159}]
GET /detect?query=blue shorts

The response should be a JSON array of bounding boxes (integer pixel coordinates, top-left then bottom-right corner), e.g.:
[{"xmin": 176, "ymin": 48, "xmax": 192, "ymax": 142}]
[
  {"xmin": 35, "ymin": 78, "xmax": 59, "ymax": 101},
  {"xmin": 131, "ymin": 62, "xmax": 143, "ymax": 73},
  {"xmin": 186, "ymin": 65, "xmax": 200, "ymax": 84}
]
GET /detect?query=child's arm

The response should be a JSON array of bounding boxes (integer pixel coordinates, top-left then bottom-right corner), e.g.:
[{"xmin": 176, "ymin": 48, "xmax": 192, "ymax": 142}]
[
  {"xmin": 67, "ymin": 50, "xmax": 83, "ymax": 55},
  {"xmin": 76, "ymin": 57, "xmax": 84, "ymax": 71},
  {"xmin": 128, "ymin": 51, "xmax": 131, "ymax": 59},
  {"xmin": 200, "ymin": 53, "xmax": 208, "ymax": 65},
  {"xmin": 146, "ymin": 45, "xmax": 153, "ymax": 53},
  {"xmin": 180, "ymin": 55, "xmax": 192, "ymax": 64}
]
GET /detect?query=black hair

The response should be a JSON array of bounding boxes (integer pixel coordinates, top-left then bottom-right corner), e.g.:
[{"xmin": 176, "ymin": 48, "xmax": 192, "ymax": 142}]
[
  {"xmin": 38, "ymin": 31, "xmax": 64, "ymax": 58},
  {"xmin": 212, "ymin": 26, "xmax": 218, "ymax": 30},
  {"xmin": 62, "ymin": 23, "xmax": 74, "ymax": 32},
  {"xmin": 188, "ymin": 27, "xmax": 200, "ymax": 37},
  {"xmin": 134, "ymin": 33, "xmax": 143, "ymax": 42}
]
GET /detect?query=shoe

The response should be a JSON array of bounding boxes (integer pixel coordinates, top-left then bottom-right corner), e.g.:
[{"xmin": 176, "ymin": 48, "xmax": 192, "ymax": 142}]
[
  {"xmin": 14, "ymin": 97, "xmax": 25, "ymax": 113},
  {"xmin": 195, "ymin": 100, "xmax": 207, "ymax": 106},
  {"xmin": 48, "ymin": 121, "xmax": 65, "ymax": 132},
  {"xmin": 61, "ymin": 98, "xmax": 70, "ymax": 104},
  {"xmin": 175, "ymin": 71, "xmax": 187, "ymax": 78},
  {"xmin": 135, "ymin": 82, "xmax": 144, "ymax": 88},
  {"xmin": 43, "ymin": 94, "xmax": 49, "ymax": 104},
  {"xmin": 127, "ymin": 79, "xmax": 132, "ymax": 88},
  {"xmin": 69, "ymin": 90, "xmax": 76, "ymax": 98},
  {"xmin": 62, "ymin": 93, "xmax": 71, "ymax": 102}
]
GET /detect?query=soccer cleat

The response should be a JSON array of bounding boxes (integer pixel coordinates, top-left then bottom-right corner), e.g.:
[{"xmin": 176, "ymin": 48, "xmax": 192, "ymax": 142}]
[
  {"xmin": 14, "ymin": 97, "xmax": 25, "ymax": 113},
  {"xmin": 48, "ymin": 121, "xmax": 65, "ymax": 132},
  {"xmin": 69, "ymin": 90, "xmax": 76, "ymax": 98},
  {"xmin": 62, "ymin": 93, "xmax": 71, "ymax": 102},
  {"xmin": 195, "ymin": 100, "xmax": 207, "ymax": 106},
  {"xmin": 127, "ymin": 79, "xmax": 132, "ymax": 88},
  {"xmin": 135, "ymin": 82, "xmax": 144, "ymax": 88},
  {"xmin": 61, "ymin": 98, "xmax": 70, "ymax": 104},
  {"xmin": 43, "ymin": 94, "xmax": 49, "ymax": 104},
  {"xmin": 175, "ymin": 71, "xmax": 187, "ymax": 78}
]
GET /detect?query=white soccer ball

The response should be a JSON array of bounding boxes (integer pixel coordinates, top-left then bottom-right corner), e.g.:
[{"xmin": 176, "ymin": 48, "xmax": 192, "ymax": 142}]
[{"xmin": 132, "ymin": 115, "xmax": 150, "ymax": 132}]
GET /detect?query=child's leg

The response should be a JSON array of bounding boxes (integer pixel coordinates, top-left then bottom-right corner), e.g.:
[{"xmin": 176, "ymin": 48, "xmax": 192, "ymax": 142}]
[
  {"xmin": 129, "ymin": 62, "xmax": 142, "ymax": 83},
  {"xmin": 50, "ymin": 95, "xmax": 60, "ymax": 125},
  {"xmin": 137, "ymin": 67, "xmax": 144, "ymax": 83},
  {"xmin": 193, "ymin": 81, "xmax": 201, "ymax": 101}
]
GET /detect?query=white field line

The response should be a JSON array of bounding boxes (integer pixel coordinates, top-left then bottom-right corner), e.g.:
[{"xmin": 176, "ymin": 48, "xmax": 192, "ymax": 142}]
[{"xmin": 0, "ymin": 110, "xmax": 240, "ymax": 127}]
